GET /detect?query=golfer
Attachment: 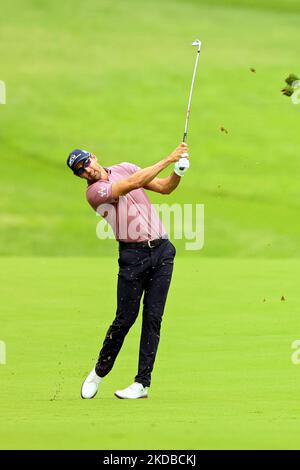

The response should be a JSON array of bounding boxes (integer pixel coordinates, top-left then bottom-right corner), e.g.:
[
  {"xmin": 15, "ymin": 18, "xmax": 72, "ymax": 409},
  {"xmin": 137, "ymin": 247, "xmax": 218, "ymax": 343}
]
[{"xmin": 67, "ymin": 144, "xmax": 189, "ymax": 399}]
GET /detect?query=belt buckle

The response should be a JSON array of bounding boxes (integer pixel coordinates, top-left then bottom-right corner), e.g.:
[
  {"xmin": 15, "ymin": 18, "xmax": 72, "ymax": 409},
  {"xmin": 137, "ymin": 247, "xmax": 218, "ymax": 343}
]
[{"xmin": 147, "ymin": 239, "xmax": 155, "ymax": 248}]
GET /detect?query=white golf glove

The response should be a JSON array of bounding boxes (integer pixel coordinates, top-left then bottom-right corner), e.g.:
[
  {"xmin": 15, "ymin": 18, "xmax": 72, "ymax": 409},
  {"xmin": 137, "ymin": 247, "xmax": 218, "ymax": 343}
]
[{"xmin": 174, "ymin": 155, "xmax": 190, "ymax": 177}]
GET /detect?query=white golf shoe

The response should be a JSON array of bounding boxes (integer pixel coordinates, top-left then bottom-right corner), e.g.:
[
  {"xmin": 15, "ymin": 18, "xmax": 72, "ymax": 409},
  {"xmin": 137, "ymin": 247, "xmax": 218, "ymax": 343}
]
[
  {"xmin": 81, "ymin": 368, "xmax": 102, "ymax": 399},
  {"xmin": 114, "ymin": 382, "xmax": 148, "ymax": 399}
]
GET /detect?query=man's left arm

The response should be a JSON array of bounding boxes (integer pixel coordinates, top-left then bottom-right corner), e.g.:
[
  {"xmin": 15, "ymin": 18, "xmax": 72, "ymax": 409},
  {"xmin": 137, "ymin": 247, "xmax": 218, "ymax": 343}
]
[{"xmin": 144, "ymin": 172, "xmax": 181, "ymax": 195}]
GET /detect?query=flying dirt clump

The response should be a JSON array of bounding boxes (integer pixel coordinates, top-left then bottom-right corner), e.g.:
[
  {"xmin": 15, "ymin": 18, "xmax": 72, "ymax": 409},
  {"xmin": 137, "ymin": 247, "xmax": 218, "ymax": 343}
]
[{"xmin": 281, "ymin": 73, "xmax": 299, "ymax": 96}]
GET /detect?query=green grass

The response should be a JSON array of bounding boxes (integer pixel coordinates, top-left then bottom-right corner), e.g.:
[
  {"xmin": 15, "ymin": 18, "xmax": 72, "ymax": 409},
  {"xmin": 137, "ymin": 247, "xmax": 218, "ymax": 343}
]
[
  {"xmin": 1, "ymin": 257, "xmax": 300, "ymax": 449},
  {"xmin": 0, "ymin": 0, "xmax": 300, "ymax": 256}
]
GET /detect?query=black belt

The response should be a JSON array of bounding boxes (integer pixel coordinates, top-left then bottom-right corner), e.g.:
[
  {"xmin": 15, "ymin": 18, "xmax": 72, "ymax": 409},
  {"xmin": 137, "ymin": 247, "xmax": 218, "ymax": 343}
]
[{"xmin": 119, "ymin": 237, "xmax": 167, "ymax": 250}]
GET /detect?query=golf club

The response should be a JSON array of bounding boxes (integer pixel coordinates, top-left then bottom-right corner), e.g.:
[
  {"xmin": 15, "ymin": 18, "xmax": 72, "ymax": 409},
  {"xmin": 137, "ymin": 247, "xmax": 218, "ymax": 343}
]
[{"xmin": 179, "ymin": 39, "xmax": 202, "ymax": 170}]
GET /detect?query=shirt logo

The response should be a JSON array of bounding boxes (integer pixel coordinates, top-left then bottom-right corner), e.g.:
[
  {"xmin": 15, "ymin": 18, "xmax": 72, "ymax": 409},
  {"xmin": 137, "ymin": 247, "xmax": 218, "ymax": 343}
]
[{"xmin": 98, "ymin": 187, "xmax": 107, "ymax": 198}]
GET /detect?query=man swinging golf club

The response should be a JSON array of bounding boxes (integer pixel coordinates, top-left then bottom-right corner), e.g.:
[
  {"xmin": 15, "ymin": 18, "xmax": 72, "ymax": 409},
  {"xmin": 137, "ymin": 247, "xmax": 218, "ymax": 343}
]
[
  {"xmin": 67, "ymin": 39, "xmax": 201, "ymax": 399},
  {"xmin": 67, "ymin": 145, "xmax": 189, "ymax": 399}
]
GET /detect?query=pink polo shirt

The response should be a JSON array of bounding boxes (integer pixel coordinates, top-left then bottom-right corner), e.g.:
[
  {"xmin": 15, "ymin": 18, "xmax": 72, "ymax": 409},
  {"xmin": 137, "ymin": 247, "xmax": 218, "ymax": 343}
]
[{"xmin": 86, "ymin": 162, "xmax": 167, "ymax": 242}]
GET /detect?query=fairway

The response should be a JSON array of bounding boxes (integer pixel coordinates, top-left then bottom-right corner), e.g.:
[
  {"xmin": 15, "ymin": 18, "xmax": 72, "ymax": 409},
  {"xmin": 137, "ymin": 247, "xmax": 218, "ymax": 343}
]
[{"xmin": 1, "ymin": 257, "xmax": 300, "ymax": 449}]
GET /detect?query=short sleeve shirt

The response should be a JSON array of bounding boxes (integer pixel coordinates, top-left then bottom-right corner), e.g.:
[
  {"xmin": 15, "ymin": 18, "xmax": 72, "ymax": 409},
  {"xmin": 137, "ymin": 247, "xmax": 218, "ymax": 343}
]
[{"xmin": 86, "ymin": 162, "xmax": 167, "ymax": 242}]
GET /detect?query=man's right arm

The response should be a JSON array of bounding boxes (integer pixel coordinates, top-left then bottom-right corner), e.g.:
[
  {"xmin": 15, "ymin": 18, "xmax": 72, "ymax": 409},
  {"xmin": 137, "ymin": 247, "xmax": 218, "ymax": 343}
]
[{"xmin": 111, "ymin": 143, "xmax": 188, "ymax": 199}]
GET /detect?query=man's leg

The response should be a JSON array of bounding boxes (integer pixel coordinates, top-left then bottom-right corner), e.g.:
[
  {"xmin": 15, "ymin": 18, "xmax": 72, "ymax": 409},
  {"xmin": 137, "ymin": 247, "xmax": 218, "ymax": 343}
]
[
  {"xmin": 135, "ymin": 241, "xmax": 176, "ymax": 387},
  {"xmin": 95, "ymin": 248, "xmax": 147, "ymax": 378}
]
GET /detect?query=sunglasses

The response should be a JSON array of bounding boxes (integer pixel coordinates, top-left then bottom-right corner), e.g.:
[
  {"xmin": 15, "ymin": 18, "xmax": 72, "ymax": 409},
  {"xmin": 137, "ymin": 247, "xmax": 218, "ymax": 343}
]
[{"xmin": 74, "ymin": 157, "xmax": 91, "ymax": 176}]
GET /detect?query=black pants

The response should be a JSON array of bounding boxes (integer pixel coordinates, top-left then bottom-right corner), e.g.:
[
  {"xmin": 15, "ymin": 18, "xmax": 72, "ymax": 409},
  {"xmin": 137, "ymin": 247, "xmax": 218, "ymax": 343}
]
[{"xmin": 95, "ymin": 239, "xmax": 176, "ymax": 387}]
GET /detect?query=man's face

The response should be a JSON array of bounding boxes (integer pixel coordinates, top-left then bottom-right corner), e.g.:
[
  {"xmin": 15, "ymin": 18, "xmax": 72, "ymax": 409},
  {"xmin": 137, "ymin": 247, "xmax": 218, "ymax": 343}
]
[{"xmin": 74, "ymin": 154, "xmax": 102, "ymax": 181}]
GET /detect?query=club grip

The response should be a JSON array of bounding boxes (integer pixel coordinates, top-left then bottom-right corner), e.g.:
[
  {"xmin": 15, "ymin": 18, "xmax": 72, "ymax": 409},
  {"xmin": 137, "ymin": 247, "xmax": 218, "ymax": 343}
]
[{"xmin": 179, "ymin": 153, "xmax": 189, "ymax": 171}]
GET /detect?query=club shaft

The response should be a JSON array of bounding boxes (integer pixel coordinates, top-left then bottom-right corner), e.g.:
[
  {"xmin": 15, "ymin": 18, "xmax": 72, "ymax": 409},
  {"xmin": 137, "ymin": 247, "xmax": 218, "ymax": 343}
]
[{"xmin": 183, "ymin": 48, "xmax": 201, "ymax": 143}]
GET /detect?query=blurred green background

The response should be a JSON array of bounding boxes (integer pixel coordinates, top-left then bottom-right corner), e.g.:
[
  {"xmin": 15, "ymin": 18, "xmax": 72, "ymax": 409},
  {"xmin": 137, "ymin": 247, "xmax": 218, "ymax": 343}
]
[{"xmin": 1, "ymin": 0, "xmax": 299, "ymax": 257}]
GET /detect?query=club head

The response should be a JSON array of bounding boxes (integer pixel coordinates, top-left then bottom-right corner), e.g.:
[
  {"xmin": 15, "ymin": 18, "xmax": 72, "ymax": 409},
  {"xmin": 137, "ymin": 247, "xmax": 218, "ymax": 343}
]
[{"xmin": 192, "ymin": 39, "xmax": 201, "ymax": 51}]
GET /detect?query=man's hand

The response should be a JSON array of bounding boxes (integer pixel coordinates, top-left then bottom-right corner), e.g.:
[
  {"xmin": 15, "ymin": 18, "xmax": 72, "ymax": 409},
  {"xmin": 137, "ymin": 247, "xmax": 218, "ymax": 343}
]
[
  {"xmin": 111, "ymin": 143, "xmax": 190, "ymax": 198},
  {"xmin": 170, "ymin": 143, "xmax": 190, "ymax": 177},
  {"xmin": 168, "ymin": 143, "xmax": 189, "ymax": 163},
  {"xmin": 174, "ymin": 157, "xmax": 190, "ymax": 177}
]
